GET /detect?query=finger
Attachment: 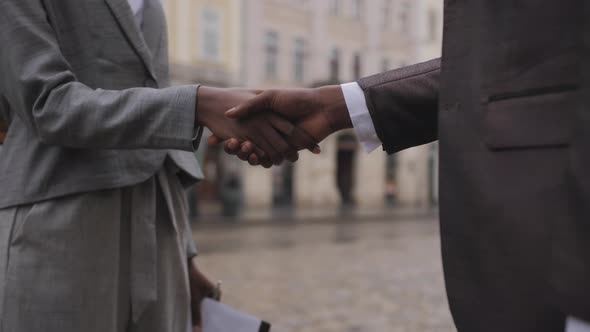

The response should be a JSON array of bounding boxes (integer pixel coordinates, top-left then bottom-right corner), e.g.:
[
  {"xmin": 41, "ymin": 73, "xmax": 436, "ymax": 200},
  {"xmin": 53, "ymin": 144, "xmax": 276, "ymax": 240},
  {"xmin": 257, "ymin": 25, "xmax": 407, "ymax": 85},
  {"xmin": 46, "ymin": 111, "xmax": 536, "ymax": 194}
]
[
  {"xmin": 240, "ymin": 141, "xmax": 256, "ymax": 155},
  {"xmin": 223, "ymin": 138, "xmax": 241, "ymax": 155},
  {"xmin": 252, "ymin": 145, "xmax": 270, "ymax": 166},
  {"xmin": 208, "ymin": 135, "xmax": 222, "ymax": 146},
  {"xmin": 250, "ymin": 141, "xmax": 275, "ymax": 168},
  {"xmin": 237, "ymin": 149, "xmax": 250, "ymax": 161},
  {"xmin": 225, "ymin": 90, "xmax": 275, "ymax": 119},
  {"xmin": 267, "ymin": 113, "xmax": 295, "ymax": 137},
  {"xmin": 285, "ymin": 149, "xmax": 299, "ymax": 163},
  {"xmin": 268, "ymin": 114, "xmax": 320, "ymax": 154},
  {"xmin": 253, "ymin": 146, "xmax": 267, "ymax": 162},
  {"xmin": 237, "ymin": 150, "xmax": 249, "ymax": 161},
  {"xmin": 248, "ymin": 126, "xmax": 283, "ymax": 165},
  {"xmin": 237, "ymin": 141, "xmax": 256, "ymax": 161},
  {"xmin": 288, "ymin": 126, "xmax": 322, "ymax": 154},
  {"xmin": 248, "ymin": 153, "xmax": 260, "ymax": 166},
  {"xmin": 254, "ymin": 120, "xmax": 294, "ymax": 164},
  {"xmin": 262, "ymin": 159, "xmax": 274, "ymax": 168},
  {"xmin": 241, "ymin": 144, "xmax": 268, "ymax": 166}
]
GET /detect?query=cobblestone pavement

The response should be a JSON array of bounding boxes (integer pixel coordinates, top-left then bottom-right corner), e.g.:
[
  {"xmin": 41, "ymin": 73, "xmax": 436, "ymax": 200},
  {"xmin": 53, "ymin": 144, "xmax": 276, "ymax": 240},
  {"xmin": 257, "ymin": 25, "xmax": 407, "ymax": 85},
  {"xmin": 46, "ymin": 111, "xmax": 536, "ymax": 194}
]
[{"xmin": 192, "ymin": 217, "xmax": 457, "ymax": 332}]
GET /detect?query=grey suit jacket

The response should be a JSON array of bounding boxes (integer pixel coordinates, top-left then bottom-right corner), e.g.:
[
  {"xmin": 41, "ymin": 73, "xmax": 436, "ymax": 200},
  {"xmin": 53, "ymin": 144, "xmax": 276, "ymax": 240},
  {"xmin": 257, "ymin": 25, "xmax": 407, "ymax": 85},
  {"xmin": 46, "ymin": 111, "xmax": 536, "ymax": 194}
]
[
  {"xmin": 358, "ymin": 0, "xmax": 590, "ymax": 330},
  {"xmin": 0, "ymin": 0, "xmax": 203, "ymax": 209}
]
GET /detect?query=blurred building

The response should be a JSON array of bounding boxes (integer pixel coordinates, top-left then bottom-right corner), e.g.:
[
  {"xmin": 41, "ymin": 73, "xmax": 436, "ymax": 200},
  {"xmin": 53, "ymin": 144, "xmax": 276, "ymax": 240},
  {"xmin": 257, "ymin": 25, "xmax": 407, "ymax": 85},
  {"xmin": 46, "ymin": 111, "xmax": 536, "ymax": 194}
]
[{"xmin": 162, "ymin": 0, "xmax": 443, "ymax": 210}]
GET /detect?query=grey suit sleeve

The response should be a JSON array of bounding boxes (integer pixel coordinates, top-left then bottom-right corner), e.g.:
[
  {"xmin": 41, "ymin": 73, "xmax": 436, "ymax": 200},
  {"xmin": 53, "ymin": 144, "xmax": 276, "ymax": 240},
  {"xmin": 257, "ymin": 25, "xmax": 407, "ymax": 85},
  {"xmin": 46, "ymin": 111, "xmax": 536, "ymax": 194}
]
[
  {"xmin": 0, "ymin": 1, "xmax": 198, "ymax": 151},
  {"xmin": 357, "ymin": 58, "xmax": 441, "ymax": 154}
]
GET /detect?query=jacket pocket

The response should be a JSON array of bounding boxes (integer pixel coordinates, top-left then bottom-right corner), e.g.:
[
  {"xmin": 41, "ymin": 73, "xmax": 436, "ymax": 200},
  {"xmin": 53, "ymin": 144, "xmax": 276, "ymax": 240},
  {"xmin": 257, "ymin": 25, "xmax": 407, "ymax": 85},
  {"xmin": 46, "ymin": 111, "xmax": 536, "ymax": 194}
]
[{"xmin": 484, "ymin": 87, "xmax": 576, "ymax": 150}]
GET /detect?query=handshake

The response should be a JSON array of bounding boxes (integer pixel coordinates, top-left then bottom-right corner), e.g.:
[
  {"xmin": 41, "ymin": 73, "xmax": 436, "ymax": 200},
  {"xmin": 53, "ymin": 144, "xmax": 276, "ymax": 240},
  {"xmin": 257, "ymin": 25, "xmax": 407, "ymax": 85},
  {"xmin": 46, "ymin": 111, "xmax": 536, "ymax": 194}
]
[{"xmin": 197, "ymin": 85, "xmax": 353, "ymax": 167}]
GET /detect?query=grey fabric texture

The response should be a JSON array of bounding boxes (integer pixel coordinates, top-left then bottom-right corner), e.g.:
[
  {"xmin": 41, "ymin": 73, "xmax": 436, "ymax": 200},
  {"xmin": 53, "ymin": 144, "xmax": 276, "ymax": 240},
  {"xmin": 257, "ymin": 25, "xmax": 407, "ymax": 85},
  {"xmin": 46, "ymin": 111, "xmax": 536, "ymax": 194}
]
[
  {"xmin": 0, "ymin": 0, "xmax": 203, "ymax": 209},
  {"xmin": 358, "ymin": 1, "xmax": 590, "ymax": 330},
  {"xmin": 0, "ymin": 165, "xmax": 195, "ymax": 332}
]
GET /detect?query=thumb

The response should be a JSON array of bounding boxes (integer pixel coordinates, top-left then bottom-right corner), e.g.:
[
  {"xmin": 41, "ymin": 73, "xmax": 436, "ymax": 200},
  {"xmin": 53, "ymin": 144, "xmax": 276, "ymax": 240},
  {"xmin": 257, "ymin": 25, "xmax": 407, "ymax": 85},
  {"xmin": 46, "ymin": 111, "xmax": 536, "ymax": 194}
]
[{"xmin": 225, "ymin": 90, "xmax": 275, "ymax": 119}]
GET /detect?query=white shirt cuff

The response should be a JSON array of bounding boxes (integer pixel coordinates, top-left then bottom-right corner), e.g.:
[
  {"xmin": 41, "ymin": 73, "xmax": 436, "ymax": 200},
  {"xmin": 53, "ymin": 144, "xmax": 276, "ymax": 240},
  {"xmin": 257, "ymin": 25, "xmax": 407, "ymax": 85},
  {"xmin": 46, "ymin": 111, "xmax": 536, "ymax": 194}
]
[{"xmin": 341, "ymin": 82, "xmax": 382, "ymax": 153}]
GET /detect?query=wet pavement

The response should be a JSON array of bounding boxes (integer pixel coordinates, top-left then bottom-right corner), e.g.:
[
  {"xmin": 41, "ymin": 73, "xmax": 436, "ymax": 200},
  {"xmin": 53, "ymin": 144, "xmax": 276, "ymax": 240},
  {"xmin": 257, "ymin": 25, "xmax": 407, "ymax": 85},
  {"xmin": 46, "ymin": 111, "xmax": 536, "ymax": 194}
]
[{"xmin": 192, "ymin": 215, "xmax": 457, "ymax": 332}]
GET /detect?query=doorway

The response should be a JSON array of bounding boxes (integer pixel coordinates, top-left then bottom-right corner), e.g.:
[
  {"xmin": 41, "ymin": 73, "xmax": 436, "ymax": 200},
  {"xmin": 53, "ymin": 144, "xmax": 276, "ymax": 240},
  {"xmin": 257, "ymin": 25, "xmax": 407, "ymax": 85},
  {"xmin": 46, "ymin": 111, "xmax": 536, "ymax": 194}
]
[{"xmin": 336, "ymin": 134, "xmax": 358, "ymax": 207}]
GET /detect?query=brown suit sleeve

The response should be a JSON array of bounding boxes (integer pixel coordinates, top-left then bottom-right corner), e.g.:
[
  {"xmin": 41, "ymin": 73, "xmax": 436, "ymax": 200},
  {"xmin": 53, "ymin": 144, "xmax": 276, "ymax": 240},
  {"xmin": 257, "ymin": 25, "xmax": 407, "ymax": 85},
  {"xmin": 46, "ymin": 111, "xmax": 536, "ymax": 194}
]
[{"xmin": 357, "ymin": 58, "xmax": 441, "ymax": 154}]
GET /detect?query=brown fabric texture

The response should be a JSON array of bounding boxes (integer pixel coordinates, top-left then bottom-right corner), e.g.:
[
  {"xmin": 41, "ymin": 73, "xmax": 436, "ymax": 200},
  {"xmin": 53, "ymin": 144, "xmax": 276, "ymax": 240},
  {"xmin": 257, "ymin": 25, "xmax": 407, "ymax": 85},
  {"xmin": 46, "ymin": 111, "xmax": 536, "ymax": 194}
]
[{"xmin": 358, "ymin": 1, "xmax": 590, "ymax": 330}]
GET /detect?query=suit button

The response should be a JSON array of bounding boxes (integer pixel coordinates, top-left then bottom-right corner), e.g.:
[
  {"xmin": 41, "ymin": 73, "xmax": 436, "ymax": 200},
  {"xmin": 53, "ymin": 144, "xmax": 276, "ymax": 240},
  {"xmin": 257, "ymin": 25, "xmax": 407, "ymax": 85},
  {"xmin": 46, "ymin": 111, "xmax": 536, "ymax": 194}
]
[{"xmin": 144, "ymin": 78, "xmax": 158, "ymax": 88}]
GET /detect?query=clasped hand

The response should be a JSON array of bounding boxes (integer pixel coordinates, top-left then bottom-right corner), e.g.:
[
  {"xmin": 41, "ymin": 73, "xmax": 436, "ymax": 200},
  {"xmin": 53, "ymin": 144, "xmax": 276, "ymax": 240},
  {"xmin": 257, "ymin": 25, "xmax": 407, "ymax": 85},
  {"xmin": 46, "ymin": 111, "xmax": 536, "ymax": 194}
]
[{"xmin": 198, "ymin": 86, "xmax": 350, "ymax": 167}]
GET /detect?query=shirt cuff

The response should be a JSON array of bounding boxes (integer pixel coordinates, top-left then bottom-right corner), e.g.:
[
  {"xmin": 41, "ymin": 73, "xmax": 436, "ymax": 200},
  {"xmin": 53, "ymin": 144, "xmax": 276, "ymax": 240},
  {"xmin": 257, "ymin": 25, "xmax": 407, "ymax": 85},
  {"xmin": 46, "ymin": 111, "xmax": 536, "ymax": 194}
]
[{"xmin": 341, "ymin": 82, "xmax": 382, "ymax": 152}]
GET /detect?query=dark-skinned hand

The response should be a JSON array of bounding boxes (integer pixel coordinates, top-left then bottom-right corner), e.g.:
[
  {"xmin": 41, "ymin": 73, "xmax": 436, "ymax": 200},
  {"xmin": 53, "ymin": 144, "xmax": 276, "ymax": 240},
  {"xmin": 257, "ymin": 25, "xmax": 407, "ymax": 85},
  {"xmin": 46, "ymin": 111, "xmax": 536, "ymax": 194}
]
[
  {"xmin": 209, "ymin": 86, "xmax": 351, "ymax": 165},
  {"xmin": 197, "ymin": 87, "xmax": 320, "ymax": 167}
]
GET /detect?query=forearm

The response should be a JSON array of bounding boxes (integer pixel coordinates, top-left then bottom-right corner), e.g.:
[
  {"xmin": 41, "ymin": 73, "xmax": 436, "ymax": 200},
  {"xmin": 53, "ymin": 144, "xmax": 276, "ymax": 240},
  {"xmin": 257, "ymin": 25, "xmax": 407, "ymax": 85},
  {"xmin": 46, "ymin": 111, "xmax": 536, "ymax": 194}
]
[
  {"xmin": 315, "ymin": 85, "xmax": 353, "ymax": 133},
  {"xmin": 357, "ymin": 58, "xmax": 441, "ymax": 154},
  {"xmin": 28, "ymin": 82, "xmax": 199, "ymax": 150},
  {"xmin": 195, "ymin": 86, "xmax": 232, "ymax": 128}
]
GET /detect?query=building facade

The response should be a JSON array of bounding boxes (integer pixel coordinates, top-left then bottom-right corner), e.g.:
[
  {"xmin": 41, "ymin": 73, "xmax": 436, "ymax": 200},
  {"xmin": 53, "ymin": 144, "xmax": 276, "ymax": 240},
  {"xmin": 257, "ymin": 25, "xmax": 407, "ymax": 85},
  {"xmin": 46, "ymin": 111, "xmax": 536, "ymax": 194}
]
[{"xmin": 163, "ymin": 0, "xmax": 443, "ymax": 210}]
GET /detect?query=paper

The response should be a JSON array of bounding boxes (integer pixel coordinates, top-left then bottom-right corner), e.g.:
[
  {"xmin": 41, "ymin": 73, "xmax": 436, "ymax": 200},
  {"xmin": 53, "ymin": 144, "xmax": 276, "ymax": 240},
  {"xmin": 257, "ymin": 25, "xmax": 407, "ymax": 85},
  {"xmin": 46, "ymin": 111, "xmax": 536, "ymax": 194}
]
[
  {"xmin": 201, "ymin": 298, "xmax": 271, "ymax": 332},
  {"xmin": 566, "ymin": 317, "xmax": 590, "ymax": 332}
]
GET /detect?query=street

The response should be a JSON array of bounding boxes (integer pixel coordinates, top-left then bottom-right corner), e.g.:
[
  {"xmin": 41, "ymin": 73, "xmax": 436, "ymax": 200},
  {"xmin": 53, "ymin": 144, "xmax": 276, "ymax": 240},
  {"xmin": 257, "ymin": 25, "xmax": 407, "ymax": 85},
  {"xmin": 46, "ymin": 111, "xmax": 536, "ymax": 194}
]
[{"xmin": 193, "ymin": 215, "xmax": 456, "ymax": 332}]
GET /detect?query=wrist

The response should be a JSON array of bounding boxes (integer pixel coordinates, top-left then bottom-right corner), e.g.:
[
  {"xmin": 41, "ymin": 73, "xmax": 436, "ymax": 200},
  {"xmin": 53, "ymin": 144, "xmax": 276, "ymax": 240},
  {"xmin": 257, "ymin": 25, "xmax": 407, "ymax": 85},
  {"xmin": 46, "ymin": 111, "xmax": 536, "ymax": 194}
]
[
  {"xmin": 315, "ymin": 85, "xmax": 352, "ymax": 133},
  {"xmin": 195, "ymin": 86, "xmax": 221, "ymax": 128}
]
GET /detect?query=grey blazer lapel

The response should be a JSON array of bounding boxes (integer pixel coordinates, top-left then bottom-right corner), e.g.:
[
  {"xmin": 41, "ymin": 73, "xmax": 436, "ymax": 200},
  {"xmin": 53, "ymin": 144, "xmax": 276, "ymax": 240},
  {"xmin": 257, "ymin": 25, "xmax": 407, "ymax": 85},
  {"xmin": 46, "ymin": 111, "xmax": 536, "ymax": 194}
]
[
  {"xmin": 103, "ymin": 0, "xmax": 158, "ymax": 80},
  {"xmin": 141, "ymin": 0, "xmax": 165, "ymax": 61}
]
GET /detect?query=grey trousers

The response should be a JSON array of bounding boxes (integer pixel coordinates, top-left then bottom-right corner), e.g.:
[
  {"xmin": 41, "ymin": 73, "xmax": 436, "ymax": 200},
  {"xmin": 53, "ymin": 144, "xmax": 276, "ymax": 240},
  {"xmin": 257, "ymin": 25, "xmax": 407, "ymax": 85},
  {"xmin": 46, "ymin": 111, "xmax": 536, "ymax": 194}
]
[{"xmin": 0, "ymin": 163, "xmax": 196, "ymax": 332}]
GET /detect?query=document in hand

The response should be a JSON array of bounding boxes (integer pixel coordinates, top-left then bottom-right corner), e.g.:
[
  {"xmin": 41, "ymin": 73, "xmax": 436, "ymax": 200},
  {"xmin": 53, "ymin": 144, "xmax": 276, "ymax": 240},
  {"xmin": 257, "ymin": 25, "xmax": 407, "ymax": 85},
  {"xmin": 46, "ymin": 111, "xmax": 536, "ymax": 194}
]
[{"xmin": 201, "ymin": 298, "xmax": 271, "ymax": 332}]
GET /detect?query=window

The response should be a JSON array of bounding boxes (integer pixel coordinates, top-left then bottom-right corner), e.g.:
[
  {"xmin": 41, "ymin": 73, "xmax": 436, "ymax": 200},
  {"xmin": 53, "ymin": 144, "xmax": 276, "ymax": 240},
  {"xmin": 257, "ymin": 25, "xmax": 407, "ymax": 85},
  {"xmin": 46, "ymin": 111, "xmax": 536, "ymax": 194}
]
[
  {"xmin": 265, "ymin": 31, "xmax": 279, "ymax": 80},
  {"xmin": 351, "ymin": 0, "xmax": 362, "ymax": 20},
  {"xmin": 428, "ymin": 8, "xmax": 438, "ymax": 41},
  {"xmin": 201, "ymin": 8, "xmax": 221, "ymax": 61},
  {"xmin": 294, "ymin": 38, "xmax": 305, "ymax": 83},
  {"xmin": 381, "ymin": 58, "xmax": 390, "ymax": 72},
  {"xmin": 400, "ymin": 1, "xmax": 411, "ymax": 32},
  {"xmin": 330, "ymin": 48, "xmax": 341, "ymax": 81},
  {"xmin": 382, "ymin": 0, "xmax": 391, "ymax": 28},
  {"xmin": 353, "ymin": 53, "xmax": 361, "ymax": 80},
  {"xmin": 331, "ymin": 0, "xmax": 340, "ymax": 16}
]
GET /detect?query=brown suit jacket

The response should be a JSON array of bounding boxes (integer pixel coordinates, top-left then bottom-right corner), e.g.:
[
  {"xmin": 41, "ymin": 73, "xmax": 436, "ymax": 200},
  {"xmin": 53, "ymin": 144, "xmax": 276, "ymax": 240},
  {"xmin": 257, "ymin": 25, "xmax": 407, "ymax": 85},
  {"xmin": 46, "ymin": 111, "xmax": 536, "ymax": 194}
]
[{"xmin": 358, "ymin": 1, "xmax": 590, "ymax": 331}]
